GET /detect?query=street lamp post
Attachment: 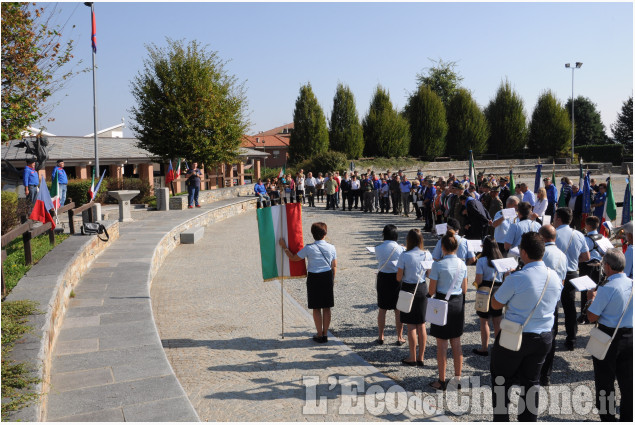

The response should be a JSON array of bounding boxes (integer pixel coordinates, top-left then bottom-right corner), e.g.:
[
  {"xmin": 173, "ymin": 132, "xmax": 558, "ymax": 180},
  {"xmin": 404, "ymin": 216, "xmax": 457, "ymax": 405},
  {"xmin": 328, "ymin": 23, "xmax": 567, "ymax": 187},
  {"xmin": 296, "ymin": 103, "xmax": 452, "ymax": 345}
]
[{"xmin": 565, "ymin": 62, "xmax": 582, "ymax": 163}]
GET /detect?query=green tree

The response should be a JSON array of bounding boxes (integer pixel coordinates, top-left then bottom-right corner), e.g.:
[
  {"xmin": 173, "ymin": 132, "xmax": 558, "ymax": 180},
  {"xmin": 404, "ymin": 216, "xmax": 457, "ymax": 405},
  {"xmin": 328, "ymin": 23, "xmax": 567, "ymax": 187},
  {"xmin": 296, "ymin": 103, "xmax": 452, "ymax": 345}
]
[
  {"xmin": 415, "ymin": 59, "xmax": 464, "ymax": 106},
  {"xmin": 404, "ymin": 84, "xmax": 447, "ymax": 158},
  {"xmin": 445, "ymin": 88, "xmax": 489, "ymax": 155},
  {"xmin": 528, "ymin": 90, "xmax": 572, "ymax": 157},
  {"xmin": 484, "ymin": 79, "xmax": 528, "ymax": 154},
  {"xmin": 289, "ymin": 83, "xmax": 329, "ymax": 163},
  {"xmin": 1, "ymin": 2, "xmax": 76, "ymax": 142},
  {"xmin": 610, "ymin": 96, "xmax": 633, "ymax": 144},
  {"xmin": 130, "ymin": 38, "xmax": 249, "ymax": 165},
  {"xmin": 328, "ymin": 83, "xmax": 364, "ymax": 159},
  {"xmin": 565, "ymin": 96, "xmax": 608, "ymax": 145},
  {"xmin": 362, "ymin": 86, "xmax": 410, "ymax": 158}
]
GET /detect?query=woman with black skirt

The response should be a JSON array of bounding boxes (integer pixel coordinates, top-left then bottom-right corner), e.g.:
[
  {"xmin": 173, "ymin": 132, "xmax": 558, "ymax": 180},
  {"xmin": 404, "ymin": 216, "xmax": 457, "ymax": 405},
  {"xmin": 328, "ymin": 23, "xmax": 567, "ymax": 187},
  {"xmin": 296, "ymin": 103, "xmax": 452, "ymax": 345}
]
[
  {"xmin": 375, "ymin": 224, "xmax": 406, "ymax": 345},
  {"xmin": 279, "ymin": 222, "xmax": 336, "ymax": 343},
  {"xmin": 396, "ymin": 229, "xmax": 429, "ymax": 367},
  {"xmin": 473, "ymin": 236, "xmax": 504, "ymax": 356},
  {"xmin": 428, "ymin": 229, "xmax": 468, "ymax": 390}
]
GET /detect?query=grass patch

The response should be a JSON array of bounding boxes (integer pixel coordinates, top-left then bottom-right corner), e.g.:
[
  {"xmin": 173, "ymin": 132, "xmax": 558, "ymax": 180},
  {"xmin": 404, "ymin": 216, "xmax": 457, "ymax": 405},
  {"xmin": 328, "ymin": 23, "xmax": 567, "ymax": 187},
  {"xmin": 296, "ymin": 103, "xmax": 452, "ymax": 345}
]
[
  {"xmin": 3, "ymin": 232, "xmax": 69, "ymax": 296},
  {"xmin": 1, "ymin": 300, "xmax": 41, "ymax": 420}
]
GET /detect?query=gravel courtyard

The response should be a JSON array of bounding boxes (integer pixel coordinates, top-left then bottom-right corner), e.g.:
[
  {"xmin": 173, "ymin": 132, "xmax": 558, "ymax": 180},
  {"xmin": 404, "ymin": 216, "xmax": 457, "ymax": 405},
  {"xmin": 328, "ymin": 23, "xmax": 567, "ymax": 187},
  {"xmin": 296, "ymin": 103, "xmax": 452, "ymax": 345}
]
[{"xmin": 282, "ymin": 200, "xmax": 623, "ymax": 421}]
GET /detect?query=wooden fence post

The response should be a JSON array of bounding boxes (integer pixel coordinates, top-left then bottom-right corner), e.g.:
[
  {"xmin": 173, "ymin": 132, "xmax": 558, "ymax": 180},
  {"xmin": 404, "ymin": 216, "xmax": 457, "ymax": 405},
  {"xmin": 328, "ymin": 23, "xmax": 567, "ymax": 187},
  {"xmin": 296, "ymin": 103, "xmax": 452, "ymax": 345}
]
[
  {"xmin": 68, "ymin": 209, "xmax": 75, "ymax": 234},
  {"xmin": 23, "ymin": 230, "xmax": 32, "ymax": 266},
  {"xmin": 1, "ymin": 250, "xmax": 6, "ymax": 298}
]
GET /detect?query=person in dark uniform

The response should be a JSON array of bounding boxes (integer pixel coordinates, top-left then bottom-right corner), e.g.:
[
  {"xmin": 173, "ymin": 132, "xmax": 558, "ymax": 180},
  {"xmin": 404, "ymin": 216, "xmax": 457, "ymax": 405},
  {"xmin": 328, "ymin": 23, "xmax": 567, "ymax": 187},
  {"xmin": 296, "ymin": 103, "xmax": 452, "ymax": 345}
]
[
  {"xmin": 279, "ymin": 222, "xmax": 337, "ymax": 343},
  {"xmin": 428, "ymin": 229, "xmax": 468, "ymax": 390},
  {"xmin": 586, "ymin": 248, "xmax": 633, "ymax": 423},
  {"xmin": 185, "ymin": 162, "xmax": 203, "ymax": 208},
  {"xmin": 375, "ymin": 224, "xmax": 406, "ymax": 345},
  {"xmin": 461, "ymin": 194, "xmax": 491, "ymax": 240},
  {"xmin": 396, "ymin": 229, "xmax": 429, "ymax": 367},
  {"xmin": 490, "ymin": 232, "xmax": 562, "ymax": 421}
]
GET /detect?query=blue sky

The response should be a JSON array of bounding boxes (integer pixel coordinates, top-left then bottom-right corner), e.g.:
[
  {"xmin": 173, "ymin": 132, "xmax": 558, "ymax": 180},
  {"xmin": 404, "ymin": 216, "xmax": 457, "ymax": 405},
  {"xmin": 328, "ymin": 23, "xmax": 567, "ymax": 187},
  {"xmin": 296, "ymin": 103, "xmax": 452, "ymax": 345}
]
[{"xmin": 39, "ymin": 2, "xmax": 633, "ymax": 139}]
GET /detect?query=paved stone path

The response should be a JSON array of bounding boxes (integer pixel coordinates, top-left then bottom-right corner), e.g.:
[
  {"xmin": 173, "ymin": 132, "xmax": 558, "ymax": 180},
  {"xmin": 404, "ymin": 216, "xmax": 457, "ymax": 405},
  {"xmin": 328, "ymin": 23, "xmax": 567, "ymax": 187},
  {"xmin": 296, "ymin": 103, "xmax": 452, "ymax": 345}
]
[
  {"xmin": 151, "ymin": 209, "xmax": 446, "ymax": 421},
  {"xmin": 46, "ymin": 199, "xmax": 251, "ymax": 422}
]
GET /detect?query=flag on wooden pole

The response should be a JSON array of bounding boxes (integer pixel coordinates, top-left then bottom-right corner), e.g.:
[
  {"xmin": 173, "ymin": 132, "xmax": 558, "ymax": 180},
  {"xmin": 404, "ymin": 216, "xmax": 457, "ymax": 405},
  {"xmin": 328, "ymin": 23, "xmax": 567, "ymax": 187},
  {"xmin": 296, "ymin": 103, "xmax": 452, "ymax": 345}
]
[
  {"xmin": 600, "ymin": 176, "xmax": 617, "ymax": 236},
  {"xmin": 623, "ymin": 167, "xmax": 632, "ymax": 225},
  {"xmin": 257, "ymin": 203, "xmax": 307, "ymax": 281},
  {"xmin": 534, "ymin": 164, "xmax": 543, "ymax": 193},
  {"xmin": 87, "ymin": 168, "xmax": 96, "ymax": 201},
  {"xmin": 581, "ymin": 171, "xmax": 592, "ymax": 225},
  {"xmin": 468, "ymin": 150, "xmax": 476, "ymax": 183}
]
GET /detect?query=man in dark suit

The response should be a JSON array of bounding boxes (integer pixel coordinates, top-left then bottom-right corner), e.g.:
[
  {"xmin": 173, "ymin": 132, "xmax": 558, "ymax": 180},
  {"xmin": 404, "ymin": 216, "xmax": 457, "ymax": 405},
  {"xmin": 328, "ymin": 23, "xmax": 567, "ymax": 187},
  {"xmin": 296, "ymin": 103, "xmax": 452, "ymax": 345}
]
[
  {"xmin": 569, "ymin": 184, "xmax": 584, "ymax": 230},
  {"xmin": 460, "ymin": 194, "xmax": 491, "ymax": 240},
  {"xmin": 499, "ymin": 177, "xmax": 510, "ymax": 207}
]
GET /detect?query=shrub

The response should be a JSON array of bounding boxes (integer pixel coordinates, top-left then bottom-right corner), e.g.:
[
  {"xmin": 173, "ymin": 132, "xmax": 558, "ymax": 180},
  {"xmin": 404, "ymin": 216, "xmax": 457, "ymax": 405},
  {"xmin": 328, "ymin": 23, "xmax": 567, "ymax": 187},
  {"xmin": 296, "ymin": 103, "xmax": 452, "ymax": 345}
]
[
  {"xmin": 66, "ymin": 179, "xmax": 109, "ymax": 206},
  {"xmin": 575, "ymin": 144, "xmax": 625, "ymax": 165},
  {"xmin": 295, "ymin": 151, "xmax": 347, "ymax": 175},
  {"xmin": 1, "ymin": 191, "xmax": 19, "ymax": 234},
  {"xmin": 105, "ymin": 177, "xmax": 153, "ymax": 204}
]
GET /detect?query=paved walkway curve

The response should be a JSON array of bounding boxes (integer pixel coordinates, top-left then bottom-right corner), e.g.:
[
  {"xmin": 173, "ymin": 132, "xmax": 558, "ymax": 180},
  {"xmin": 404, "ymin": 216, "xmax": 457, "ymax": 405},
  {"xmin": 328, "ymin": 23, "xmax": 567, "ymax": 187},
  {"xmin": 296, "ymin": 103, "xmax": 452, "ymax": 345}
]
[
  {"xmin": 45, "ymin": 198, "xmax": 252, "ymax": 422},
  {"xmin": 151, "ymin": 209, "xmax": 446, "ymax": 421}
]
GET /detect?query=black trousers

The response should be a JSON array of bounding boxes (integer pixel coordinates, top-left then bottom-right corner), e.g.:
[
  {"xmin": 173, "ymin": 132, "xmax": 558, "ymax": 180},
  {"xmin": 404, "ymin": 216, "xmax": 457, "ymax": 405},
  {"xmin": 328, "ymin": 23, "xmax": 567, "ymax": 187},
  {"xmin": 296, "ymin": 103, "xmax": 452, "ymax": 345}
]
[
  {"xmin": 341, "ymin": 191, "xmax": 350, "ymax": 210},
  {"xmin": 392, "ymin": 192, "xmax": 401, "ymax": 214},
  {"xmin": 593, "ymin": 325, "xmax": 633, "ymax": 422},
  {"xmin": 424, "ymin": 204, "xmax": 434, "ymax": 230},
  {"xmin": 541, "ymin": 306, "xmax": 559, "ymax": 380},
  {"xmin": 305, "ymin": 186, "xmax": 315, "ymax": 207},
  {"xmin": 561, "ymin": 271, "xmax": 580, "ymax": 342},
  {"xmin": 352, "ymin": 189, "xmax": 360, "ymax": 208},
  {"xmin": 491, "ymin": 331, "xmax": 552, "ymax": 422},
  {"xmin": 326, "ymin": 194, "xmax": 336, "ymax": 210}
]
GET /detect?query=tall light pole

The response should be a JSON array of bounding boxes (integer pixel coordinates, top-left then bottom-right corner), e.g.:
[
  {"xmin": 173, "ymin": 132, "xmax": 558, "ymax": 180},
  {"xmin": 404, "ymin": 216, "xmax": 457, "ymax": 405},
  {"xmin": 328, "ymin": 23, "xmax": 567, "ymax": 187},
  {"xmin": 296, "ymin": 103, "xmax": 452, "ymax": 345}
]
[
  {"xmin": 565, "ymin": 62, "xmax": 582, "ymax": 162},
  {"xmin": 84, "ymin": 2, "xmax": 99, "ymax": 177}
]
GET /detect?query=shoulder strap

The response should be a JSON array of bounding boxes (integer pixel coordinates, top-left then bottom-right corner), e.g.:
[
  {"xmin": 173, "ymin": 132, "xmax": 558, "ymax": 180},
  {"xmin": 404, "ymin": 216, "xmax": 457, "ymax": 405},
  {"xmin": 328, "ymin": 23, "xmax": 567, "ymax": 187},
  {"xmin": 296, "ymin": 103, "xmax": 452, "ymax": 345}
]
[
  {"xmin": 378, "ymin": 245, "xmax": 398, "ymax": 272},
  {"xmin": 312, "ymin": 243, "xmax": 332, "ymax": 267},
  {"xmin": 607, "ymin": 286, "xmax": 634, "ymax": 340},
  {"xmin": 521, "ymin": 270, "xmax": 552, "ymax": 329}
]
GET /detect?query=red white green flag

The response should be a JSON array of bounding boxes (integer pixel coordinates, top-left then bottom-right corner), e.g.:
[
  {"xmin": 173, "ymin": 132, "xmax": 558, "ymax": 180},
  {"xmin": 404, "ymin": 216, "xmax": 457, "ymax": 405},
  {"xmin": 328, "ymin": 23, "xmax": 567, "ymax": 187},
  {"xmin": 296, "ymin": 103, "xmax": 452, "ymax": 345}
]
[
  {"xmin": 88, "ymin": 168, "xmax": 96, "ymax": 201},
  {"xmin": 257, "ymin": 203, "xmax": 307, "ymax": 281},
  {"xmin": 278, "ymin": 165, "xmax": 286, "ymax": 179},
  {"xmin": 600, "ymin": 177, "xmax": 617, "ymax": 236},
  {"xmin": 50, "ymin": 171, "xmax": 60, "ymax": 210}
]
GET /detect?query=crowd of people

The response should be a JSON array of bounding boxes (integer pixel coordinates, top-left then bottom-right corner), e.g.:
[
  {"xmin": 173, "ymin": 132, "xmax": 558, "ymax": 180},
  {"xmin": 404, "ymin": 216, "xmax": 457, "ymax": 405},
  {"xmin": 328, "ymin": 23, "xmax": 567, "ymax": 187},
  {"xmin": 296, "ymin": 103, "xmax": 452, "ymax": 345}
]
[{"xmin": 257, "ymin": 168, "xmax": 632, "ymax": 422}]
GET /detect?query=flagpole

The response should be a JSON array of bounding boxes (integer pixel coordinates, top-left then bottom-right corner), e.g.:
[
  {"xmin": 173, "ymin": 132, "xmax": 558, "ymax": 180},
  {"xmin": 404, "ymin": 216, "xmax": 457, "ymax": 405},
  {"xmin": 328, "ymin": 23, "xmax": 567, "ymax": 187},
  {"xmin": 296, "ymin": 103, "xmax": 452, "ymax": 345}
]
[
  {"xmin": 85, "ymin": 2, "xmax": 99, "ymax": 177},
  {"xmin": 280, "ymin": 205, "xmax": 285, "ymax": 340}
]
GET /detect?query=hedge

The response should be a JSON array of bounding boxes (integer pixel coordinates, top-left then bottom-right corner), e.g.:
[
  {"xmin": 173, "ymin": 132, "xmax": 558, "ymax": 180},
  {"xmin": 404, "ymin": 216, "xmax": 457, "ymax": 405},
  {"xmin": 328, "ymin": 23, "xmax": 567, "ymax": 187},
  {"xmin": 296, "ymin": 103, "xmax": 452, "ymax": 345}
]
[
  {"xmin": 66, "ymin": 179, "xmax": 110, "ymax": 206},
  {"xmin": 576, "ymin": 144, "xmax": 625, "ymax": 165}
]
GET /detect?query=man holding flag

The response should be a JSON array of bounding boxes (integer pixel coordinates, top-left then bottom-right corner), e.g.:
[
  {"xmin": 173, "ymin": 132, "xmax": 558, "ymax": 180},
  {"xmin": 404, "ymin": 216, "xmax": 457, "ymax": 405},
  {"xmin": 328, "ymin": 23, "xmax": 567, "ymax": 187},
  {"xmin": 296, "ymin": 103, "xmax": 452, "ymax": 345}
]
[{"xmin": 52, "ymin": 160, "xmax": 68, "ymax": 206}]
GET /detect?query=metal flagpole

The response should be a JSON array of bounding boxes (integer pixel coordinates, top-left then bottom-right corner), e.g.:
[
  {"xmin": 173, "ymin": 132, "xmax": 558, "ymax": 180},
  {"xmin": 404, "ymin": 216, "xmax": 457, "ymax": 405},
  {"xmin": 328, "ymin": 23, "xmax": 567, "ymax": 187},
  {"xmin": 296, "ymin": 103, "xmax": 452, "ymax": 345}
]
[
  {"xmin": 85, "ymin": 2, "xmax": 99, "ymax": 176},
  {"xmin": 280, "ymin": 205, "xmax": 285, "ymax": 339}
]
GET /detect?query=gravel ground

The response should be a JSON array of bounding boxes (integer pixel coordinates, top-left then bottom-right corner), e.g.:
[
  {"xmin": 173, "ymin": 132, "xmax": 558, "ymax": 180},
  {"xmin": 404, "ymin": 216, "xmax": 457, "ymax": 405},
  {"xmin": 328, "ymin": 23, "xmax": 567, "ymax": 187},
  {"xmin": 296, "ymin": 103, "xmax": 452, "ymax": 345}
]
[{"xmin": 283, "ymin": 197, "xmax": 624, "ymax": 422}]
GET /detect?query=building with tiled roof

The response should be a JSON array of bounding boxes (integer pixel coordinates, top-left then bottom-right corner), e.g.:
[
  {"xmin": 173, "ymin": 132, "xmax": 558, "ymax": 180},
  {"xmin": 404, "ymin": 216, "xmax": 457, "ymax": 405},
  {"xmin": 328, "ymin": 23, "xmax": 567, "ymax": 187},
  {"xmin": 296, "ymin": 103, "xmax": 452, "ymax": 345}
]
[{"xmin": 241, "ymin": 123, "xmax": 292, "ymax": 168}]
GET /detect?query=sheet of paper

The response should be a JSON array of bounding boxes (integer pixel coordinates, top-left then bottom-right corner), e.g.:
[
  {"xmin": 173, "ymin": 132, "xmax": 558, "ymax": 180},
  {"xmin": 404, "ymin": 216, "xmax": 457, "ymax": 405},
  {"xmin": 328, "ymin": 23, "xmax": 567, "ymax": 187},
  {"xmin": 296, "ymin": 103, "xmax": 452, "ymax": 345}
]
[
  {"xmin": 541, "ymin": 215, "xmax": 551, "ymax": 225},
  {"xmin": 596, "ymin": 237, "xmax": 614, "ymax": 253},
  {"xmin": 570, "ymin": 275, "xmax": 597, "ymax": 292},
  {"xmin": 502, "ymin": 208, "xmax": 517, "ymax": 219},
  {"xmin": 435, "ymin": 223, "xmax": 447, "ymax": 235},
  {"xmin": 467, "ymin": 239, "xmax": 483, "ymax": 253},
  {"xmin": 492, "ymin": 257, "xmax": 518, "ymax": 273},
  {"xmin": 422, "ymin": 260, "xmax": 434, "ymax": 270},
  {"xmin": 508, "ymin": 246, "xmax": 520, "ymax": 257},
  {"xmin": 391, "ymin": 260, "xmax": 398, "ymax": 267},
  {"xmin": 366, "ymin": 246, "xmax": 376, "ymax": 253},
  {"xmin": 422, "ymin": 250, "xmax": 432, "ymax": 260}
]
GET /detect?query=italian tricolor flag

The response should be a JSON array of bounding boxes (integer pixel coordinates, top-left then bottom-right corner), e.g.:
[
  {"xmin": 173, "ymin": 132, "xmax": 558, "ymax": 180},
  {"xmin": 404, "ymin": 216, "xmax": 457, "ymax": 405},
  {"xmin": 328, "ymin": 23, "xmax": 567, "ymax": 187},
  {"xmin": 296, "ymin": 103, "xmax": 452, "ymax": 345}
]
[
  {"xmin": 88, "ymin": 168, "xmax": 96, "ymax": 201},
  {"xmin": 257, "ymin": 203, "xmax": 307, "ymax": 281},
  {"xmin": 600, "ymin": 177, "xmax": 617, "ymax": 236},
  {"xmin": 50, "ymin": 171, "xmax": 60, "ymax": 210}
]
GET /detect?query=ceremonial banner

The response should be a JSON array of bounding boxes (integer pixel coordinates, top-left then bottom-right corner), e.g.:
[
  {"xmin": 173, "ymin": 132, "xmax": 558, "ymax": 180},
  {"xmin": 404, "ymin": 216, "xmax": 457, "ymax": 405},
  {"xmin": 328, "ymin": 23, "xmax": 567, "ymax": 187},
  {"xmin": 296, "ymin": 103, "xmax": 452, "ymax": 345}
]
[
  {"xmin": 87, "ymin": 168, "xmax": 96, "ymax": 201},
  {"xmin": 582, "ymin": 171, "xmax": 592, "ymax": 225},
  {"xmin": 278, "ymin": 165, "xmax": 286, "ymax": 179},
  {"xmin": 50, "ymin": 171, "xmax": 60, "ymax": 210},
  {"xmin": 622, "ymin": 168, "xmax": 632, "ymax": 225},
  {"xmin": 509, "ymin": 169, "xmax": 515, "ymax": 193},
  {"xmin": 534, "ymin": 164, "xmax": 542, "ymax": 193},
  {"xmin": 165, "ymin": 160, "xmax": 174, "ymax": 185},
  {"xmin": 30, "ymin": 179, "xmax": 56, "ymax": 230},
  {"xmin": 257, "ymin": 203, "xmax": 307, "ymax": 281},
  {"xmin": 468, "ymin": 150, "xmax": 476, "ymax": 183},
  {"xmin": 601, "ymin": 177, "xmax": 617, "ymax": 236}
]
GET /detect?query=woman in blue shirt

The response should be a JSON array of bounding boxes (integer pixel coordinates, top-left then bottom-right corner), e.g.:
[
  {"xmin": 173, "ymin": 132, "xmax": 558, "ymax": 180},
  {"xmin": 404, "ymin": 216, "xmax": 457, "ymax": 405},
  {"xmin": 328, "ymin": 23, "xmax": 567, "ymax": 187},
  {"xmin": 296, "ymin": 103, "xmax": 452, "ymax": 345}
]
[
  {"xmin": 375, "ymin": 225, "xmax": 406, "ymax": 345},
  {"xmin": 428, "ymin": 230, "xmax": 468, "ymax": 390},
  {"xmin": 396, "ymin": 229, "xmax": 429, "ymax": 367},
  {"xmin": 280, "ymin": 222, "xmax": 337, "ymax": 344},
  {"xmin": 473, "ymin": 236, "xmax": 504, "ymax": 356}
]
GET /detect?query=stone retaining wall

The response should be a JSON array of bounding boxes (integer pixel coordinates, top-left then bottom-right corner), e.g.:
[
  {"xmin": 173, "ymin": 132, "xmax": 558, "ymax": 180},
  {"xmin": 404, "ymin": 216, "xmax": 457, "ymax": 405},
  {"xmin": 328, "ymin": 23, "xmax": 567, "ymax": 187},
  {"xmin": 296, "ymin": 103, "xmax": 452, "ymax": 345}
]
[
  {"xmin": 6, "ymin": 221, "xmax": 120, "ymax": 421},
  {"xmin": 169, "ymin": 185, "xmax": 255, "ymax": 210}
]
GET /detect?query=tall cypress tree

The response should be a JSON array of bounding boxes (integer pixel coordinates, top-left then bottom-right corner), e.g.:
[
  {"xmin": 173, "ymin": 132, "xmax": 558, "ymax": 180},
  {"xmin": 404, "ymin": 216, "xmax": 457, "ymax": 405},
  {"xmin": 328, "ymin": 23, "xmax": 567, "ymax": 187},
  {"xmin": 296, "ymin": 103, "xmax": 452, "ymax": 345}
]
[
  {"xmin": 289, "ymin": 83, "xmax": 329, "ymax": 163},
  {"xmin": 528, "ymin": 90, "xmax": 572, "ymax": 157},
  {"xmin": 329, "ymin": 83, "xmax": 364, "ymax": 159},
  {"xmin": 362, "ymin": 86, "xmax": 410, "ymax": 158},
  {"xmin": 405, "ymin": 84, "xmax": 447, "ymax": 158},
  {"xmin": 445, "ymin": 88, "xmax": 489, "ymax": 155},
  {"xmin": 564, "ymin": 96, "xmax": 608, "ymax": 145},
  {"xmin": 484, "ymin": 79, "xmax": 528, "ymax": 155},
  {"xmin": 611, "ymin": 96, "xmax": 633, "ymax": 144}
]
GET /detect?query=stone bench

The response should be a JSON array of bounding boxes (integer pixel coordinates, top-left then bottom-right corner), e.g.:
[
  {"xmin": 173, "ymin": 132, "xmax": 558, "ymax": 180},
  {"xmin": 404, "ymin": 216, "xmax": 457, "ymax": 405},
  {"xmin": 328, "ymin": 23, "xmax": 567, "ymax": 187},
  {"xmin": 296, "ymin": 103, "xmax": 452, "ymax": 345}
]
[{"xmin": 180, "ymin": 227, "xmax": 204, "ymax": 244}]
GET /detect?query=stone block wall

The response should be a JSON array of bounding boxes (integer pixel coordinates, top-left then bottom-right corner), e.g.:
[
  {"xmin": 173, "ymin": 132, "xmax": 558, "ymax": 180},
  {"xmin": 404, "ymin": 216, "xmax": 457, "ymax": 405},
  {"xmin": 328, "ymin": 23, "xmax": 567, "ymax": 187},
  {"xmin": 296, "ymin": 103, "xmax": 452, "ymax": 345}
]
[{"xmin": 169, "ymin": 185, "xmax": 255, "ymax": 210}]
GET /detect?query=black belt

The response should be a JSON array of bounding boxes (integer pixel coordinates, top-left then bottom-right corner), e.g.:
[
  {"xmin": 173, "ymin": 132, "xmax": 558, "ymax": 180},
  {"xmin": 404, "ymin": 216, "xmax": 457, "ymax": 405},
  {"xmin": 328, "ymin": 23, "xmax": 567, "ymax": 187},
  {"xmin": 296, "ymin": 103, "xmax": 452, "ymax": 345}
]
[
  {"xmin": 566, "ymin": 271, "xmax": 579, "ymax": 278},
  {"xmin": 598, "ymin": 324, "xmax": 633, "ymax": 336}
]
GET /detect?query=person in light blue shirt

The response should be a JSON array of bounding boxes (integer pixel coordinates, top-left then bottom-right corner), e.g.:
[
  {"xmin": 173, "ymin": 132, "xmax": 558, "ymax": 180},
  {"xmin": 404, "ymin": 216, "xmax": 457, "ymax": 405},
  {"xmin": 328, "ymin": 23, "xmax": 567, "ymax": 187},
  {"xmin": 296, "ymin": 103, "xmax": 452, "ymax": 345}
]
[
  {"xmin": 623, "ymin": 222, "xmax": 633, "ymax": 279},
  {"xmin": 492, "ymin": 196, "xmax": 520, "ymax": 255},
  {"xmin": 520, "ymin": 183, "xmax": 536, "ymax": 207},
  {"xmin": 584, "ymin": 216, "xmax": 607, "ymax": 262},
  {"xmin": 254, "ymin": 179, "xmax": 270, "ymax": 207},
  {"xmin": 52, "ymin": 159, "xmax": 68, "ymax": 206},
  {"xmin": 399, "ymin": 176, "xmax": 413, "ymax": 217},
  {"xmin": 375, "ymin": 224, "xmax": 406, "ymax": 345},
  {"xmin": 504, "ymin": 201, "xmax": 540, "ymax": 250},
  {"xmin": 432, "ymin": 218, "xmax": 476, "ymax": 264},
  {"xmin": 473, "ymin": 236, "xmax": 505, "ymax": 356},
  {"xmin": 280, "ymin": 222, "xmax": 337, "ymax": 344},
  {"xmin": 586, "ymin": 248, "xmax": 633, "ymax": 422},
  {"xmin": 591, "ymin": 183, "xmax": 607, "ymax": 219},
  {"xmin": 427, "ymin": 229, "xmax": 468, "ymax": 391},
  {"xmin": 396, "ymin": 229, "xmax": 429, "ymax": 368},
  {"xmin": 553, "ymin": 207, "xmax": 591, "ymax": 350},
  {"xmin": 491, "ymin": 232, "xmax": 561, "ymax": 421}
]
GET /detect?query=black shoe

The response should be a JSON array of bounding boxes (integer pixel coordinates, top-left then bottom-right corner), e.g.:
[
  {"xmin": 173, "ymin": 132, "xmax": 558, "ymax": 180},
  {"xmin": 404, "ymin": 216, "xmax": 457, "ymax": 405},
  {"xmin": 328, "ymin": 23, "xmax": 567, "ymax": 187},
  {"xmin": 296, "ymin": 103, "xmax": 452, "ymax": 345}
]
[
  {"xmin": 472, "ymin": 348, "xmax": 489, "ymax": 356},
  {"xmin": 565, "ymin": 340, "xmax": 575, "ymax": 351},
  {"xmin": 416, "ymin": 360, "xmax": 424, "ymax": 367},
  {"xmin": 375, "ymin": 338, "xmax": 384, "ymax": 345},
  {"xmin": 395, "ymin": 339, "xmax": 406, "ymax": 346},
  {"xmin": 401, "ymin": 358, "xmax": 417, "ymax": 367},
  {"xmin": 321, "ymin": 335, "xmax": 328, "ymax": 343},
  {"xmin": 313, "ymin": 335, "xmax": 323, "ymax": 343}
]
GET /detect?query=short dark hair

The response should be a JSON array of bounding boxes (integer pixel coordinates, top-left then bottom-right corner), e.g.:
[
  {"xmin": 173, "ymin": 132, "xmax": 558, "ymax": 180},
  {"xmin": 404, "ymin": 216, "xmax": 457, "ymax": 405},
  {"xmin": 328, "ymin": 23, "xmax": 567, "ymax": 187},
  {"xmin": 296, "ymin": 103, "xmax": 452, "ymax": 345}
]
[
  {"xmin": 447, "ymin": 217, "xmax": 460, "ymax": 232},
  {"xmin": 585, "ymin": 215, "xmax": 600, "ymax": 230},
  {"xmin": 459, "ymin": 194, "xmax": 468, "ymax": 202},
  {"xmin": 382, "ymin": 224, "xmax": 398, "ymax": 242},
  {"xmin": 517, "ymin": 201, "xmax": 532, "ymax": 218},
  {"xmin": 310, "ymin": 222, "xmax": 327, "ymax": 240},
  {"xmin": 520, "ymin": 231, "xmax": 545, "ymax": 261},
  {"xmin": 56, "ymin": 159, "xmax": 64, "ymax": 164},
  {"xmin": 555, "ymin": 207, "xmax": 572, "ymax": 225},
  {"xmin": 406, "ymin": 228, "xmax": 423, "ymax": 251},
  {"xmin": 25, "ymin": 158, "xmax": 35, "ymax": 164}
]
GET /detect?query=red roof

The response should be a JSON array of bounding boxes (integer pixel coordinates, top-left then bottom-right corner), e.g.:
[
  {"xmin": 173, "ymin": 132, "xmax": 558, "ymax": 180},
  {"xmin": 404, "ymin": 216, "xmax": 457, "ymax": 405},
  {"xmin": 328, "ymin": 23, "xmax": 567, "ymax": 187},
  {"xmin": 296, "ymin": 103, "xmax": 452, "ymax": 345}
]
[
  {"xmin": 254, "ymin": 123, "xmax": 293, "ymax": 137},
  {"xmin": 241, "ymin": 123, "xmax": 293, "ymax": 148}
]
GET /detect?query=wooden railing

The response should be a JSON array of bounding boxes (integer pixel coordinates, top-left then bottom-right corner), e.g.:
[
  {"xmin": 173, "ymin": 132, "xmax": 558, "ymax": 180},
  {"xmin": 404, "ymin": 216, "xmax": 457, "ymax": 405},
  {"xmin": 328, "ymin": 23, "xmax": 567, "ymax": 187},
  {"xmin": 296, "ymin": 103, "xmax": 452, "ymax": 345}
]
[{"xmin": 66, "ymin": 201, "xmax": 94, "ymax": 235}]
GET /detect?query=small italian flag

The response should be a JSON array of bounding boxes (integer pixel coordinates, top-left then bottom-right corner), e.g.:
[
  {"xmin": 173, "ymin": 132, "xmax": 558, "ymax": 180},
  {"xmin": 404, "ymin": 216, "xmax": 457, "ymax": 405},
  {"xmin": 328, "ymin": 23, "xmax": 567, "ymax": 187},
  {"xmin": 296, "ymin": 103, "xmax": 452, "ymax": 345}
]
[
  {"xmin": 278, "ymin": 165, "xmax": 286, "ymax": 179},
  {"xmin": 600, "ymin": 177, "xmax": 617, "ymax": 236},
  {"xmin": 257, "ymin": 203, "xmax": 307, "ymax": 281},
  {"xmin": 88, "ymin": 168, "xmax": 96, "ymax": 201},
  {"xmin": 468, "ymin": 150, "xmax": 476, "ymax": 183},
  {"xmin": 50, "ymin": 171, "xmax": 60, "ymax": 210},
  {"xmin": 175, "ymin": 158, "xmax": 182, "ymax": 179}
]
